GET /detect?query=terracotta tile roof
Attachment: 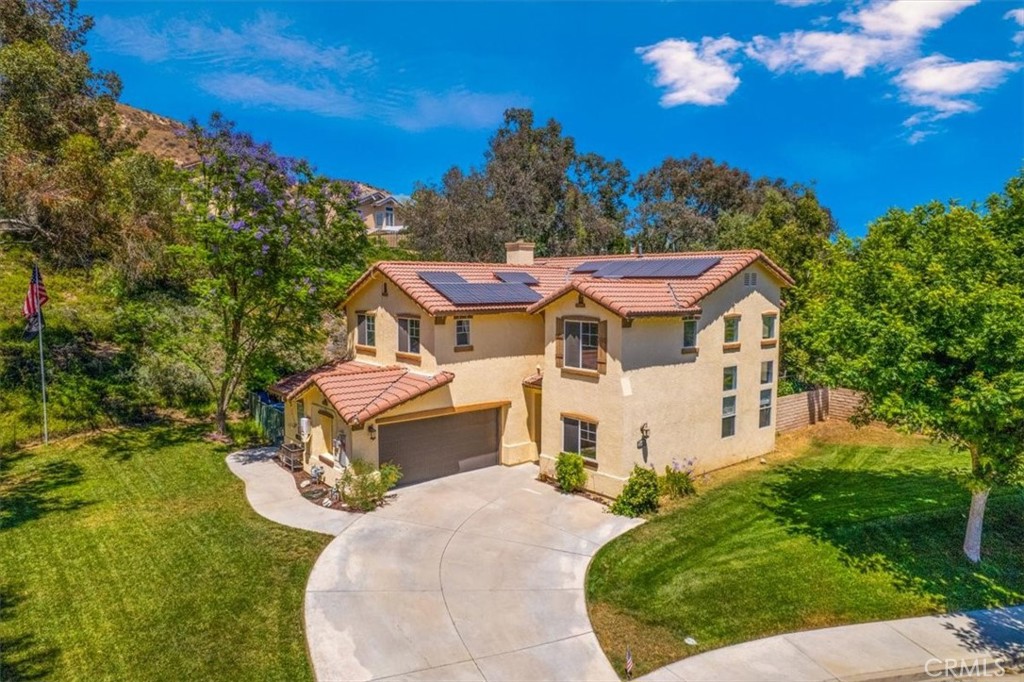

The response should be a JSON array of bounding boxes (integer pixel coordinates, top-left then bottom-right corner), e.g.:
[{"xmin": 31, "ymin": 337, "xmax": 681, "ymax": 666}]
[
  {"xmin": 345, "ymin": 261, "xmax": 572, "ymax": 315},
  {"xmin": 269, "ymin": 361, "xmax": 454, "ymax": 426},
  {"xmin": 526, "ymin": 250, "xmax": 792, "ymax": 318},
  {"xmin": 343, "ymin": 250, "xmax": 792, "ymax": 319},
  {"xmin": 522, "ymin": 372, "xmax": 543, "ymax": 388}
]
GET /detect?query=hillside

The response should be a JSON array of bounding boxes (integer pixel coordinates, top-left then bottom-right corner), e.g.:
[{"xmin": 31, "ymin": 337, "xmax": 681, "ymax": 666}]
[{"xmin": 116, "ymin": 103, "xmax": 199, "ymax": 168}]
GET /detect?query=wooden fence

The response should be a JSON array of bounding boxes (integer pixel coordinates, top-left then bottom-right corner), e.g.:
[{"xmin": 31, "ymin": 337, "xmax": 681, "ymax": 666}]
[{"xmin": 776, "ymin": 387, "xmax": 863, "ymax": 433}]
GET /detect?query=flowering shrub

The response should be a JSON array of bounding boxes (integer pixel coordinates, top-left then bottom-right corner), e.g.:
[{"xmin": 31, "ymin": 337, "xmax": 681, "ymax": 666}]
[
  {"xmin": 337, "ymin": 459, "xmax": 403, "ymax": 512},
  {"xmin": 610, "ymin": 465, "xmax": 660, "ymax": 517},
  {"xmin": 660, "ymin": 458, "xmax": 696, "ymax": 499},
  {"xmin": 555, "ymin": 451, "xmax": 588, "ymax": 493}
]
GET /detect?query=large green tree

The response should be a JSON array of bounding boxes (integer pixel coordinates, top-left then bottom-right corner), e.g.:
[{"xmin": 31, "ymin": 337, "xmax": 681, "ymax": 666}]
[
  {"xmin": 173, "ymin": 115, "xmax": 368, "ymax": 434},
  {"xmin": 405, "ymin": 109, "xmax": 629, "ymax": 260},
  {"xmin": 794, "ymin": 175, "xmax": 1024, "ymax": 562}
]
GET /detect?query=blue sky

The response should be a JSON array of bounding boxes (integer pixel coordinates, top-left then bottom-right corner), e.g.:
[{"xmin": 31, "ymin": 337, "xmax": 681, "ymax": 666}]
[{"xmin": 86, "ymin": 1, "xmax": 1023, "ymax": 237}]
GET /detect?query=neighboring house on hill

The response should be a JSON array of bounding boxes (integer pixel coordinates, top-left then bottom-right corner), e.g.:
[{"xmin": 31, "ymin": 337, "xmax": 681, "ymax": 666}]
[
  {"xmin": 269, "ymin": 241, "xmax": 793, "ymax": 495},
  {"xmin": 352, "ymin": 183, "xmax": 408, "ymax": 247}
]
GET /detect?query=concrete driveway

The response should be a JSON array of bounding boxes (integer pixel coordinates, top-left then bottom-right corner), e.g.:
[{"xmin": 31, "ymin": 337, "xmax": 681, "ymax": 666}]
[{"xmin": 304, "ymin": 463, "xmax": 642, "ymax": 682}]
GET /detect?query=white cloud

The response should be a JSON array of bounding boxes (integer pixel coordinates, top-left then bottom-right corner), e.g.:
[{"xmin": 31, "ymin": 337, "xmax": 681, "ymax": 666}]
[
  {"xmin": 95, "ymin": 12, "xmax": 514, "ymax": 132},
  {"xmin": 96, "ymin": 12, "xmax": 372, "ymax": 73},
  {"xmin": 746, "ymin": 30, "xmax": 908, "ymax": 77},
  {"xmin": 389, "ymin": 90, "xmax": 528, "ymax": 131},
  {"xmin": 894, "ymin": 54, "xmax": 1020, "ymax": 118},
  {"xmin": 907, "ymin": 129, "xmax": 934, "ymax": 144},
  {"xmin": 637, "ymin": 36, "xmax": 744, "ymax": 106},
  {"xmin": 842, "ymin": 0, "xmax": 978, "ymax": 39},
  {"xmin": 747, "ymin": 0, "xmax": 978, "ymax": 77},
  {"xmin": 1006, "ymin": 8, "xmax": 1024, "ymax": 46},
  {"xmin": 776, "ymin": 0, "xmax": 830, "ymax": 6},
  {"xmin": 197, "ymin": 73, "xmax": 362, "ymax": 118}
]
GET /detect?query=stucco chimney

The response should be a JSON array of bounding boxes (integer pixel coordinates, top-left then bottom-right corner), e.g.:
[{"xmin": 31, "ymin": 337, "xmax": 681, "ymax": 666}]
[{"xmin": 505, "ymin": 240, "xmax": 535, "ymax": 266}]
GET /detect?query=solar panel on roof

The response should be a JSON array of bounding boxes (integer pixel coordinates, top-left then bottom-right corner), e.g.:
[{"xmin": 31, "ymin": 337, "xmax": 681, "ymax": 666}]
[
  {"xmin": 572, "ymin": 257, "xmax": 720, "ymax": 279},
  {"xmin": 494, "ymin": 271, "xmax": 539, "ymax": 285},
  {"xmin": 418, "ymin": 271, "xmax": 467, "ymax": 285},
  {"xmin": 431, "ymin": 282, "xmax": 541, "ymax": 305}
]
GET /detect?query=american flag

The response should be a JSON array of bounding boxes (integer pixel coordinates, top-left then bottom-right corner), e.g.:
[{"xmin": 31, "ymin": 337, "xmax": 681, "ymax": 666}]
[
  {"xmin": 22, "ymin": 264, "xmax": 48, "ymax": 341},
  {"xmin": 625, "ymin": 646, "xmax": 634, "ymax": 679},
  {"xmin": 22, "ymin": 264, "xmax": 48, "ymax": 318}
]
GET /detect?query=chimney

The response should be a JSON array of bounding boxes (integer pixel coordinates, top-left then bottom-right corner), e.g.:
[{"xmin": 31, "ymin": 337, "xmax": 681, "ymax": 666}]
[{"xmin": 505, "ymin": 240, "xmax": 535, "ymax": 266}]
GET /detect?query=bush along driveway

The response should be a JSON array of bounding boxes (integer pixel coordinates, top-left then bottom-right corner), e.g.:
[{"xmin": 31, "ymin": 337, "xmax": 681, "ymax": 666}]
[{"xmin": 586, "ymin": 427, "xmax": 1024, "ymax": 678}]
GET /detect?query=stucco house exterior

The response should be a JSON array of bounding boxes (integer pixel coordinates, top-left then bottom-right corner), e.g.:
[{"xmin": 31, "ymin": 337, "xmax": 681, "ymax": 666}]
[
  {"xmin": 353, "ymin": 184, "xmax": 407, "ymax": 247},
  {"xmin": 269, "ymin": 242, "xmax": 793, "ymax": 496}
]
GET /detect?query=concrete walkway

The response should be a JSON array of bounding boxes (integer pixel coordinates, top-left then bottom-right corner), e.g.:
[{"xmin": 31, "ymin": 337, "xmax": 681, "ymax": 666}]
[
  {"xmin": 226, "ymin": 448, "xmax": 358, "ymax": 536},
  {"xmin": 638, "ymin": 607, "xmax": 1024, "ymax": 682}
]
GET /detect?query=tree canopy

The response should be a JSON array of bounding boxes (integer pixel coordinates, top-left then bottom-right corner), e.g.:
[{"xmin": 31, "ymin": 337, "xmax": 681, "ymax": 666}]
[
  {"xmin": 404, "ymin": 109, "xmax": 630, "ymax": 260},
  {"xmin": 169, "ymin": 114, "xmax": 368, "ymax": 434},
  {"xmin": 793, "ymin": 173, "xmax": 1024, "ymax": 561}
]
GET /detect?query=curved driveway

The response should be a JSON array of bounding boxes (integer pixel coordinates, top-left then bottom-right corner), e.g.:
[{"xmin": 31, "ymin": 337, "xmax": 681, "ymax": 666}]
[{"xmin": 303, "ymin": 464, "xmax": 641, "ymax": 682}]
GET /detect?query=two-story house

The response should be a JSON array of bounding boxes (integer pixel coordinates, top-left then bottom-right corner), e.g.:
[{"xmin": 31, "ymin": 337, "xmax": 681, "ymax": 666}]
[
  {"xmin": 353, "ymin": 184, "xmax": 407, "ymax": 247},
  {"xmin": 269, "ymin": 242, "xmax": 793, "ymax": 496}
]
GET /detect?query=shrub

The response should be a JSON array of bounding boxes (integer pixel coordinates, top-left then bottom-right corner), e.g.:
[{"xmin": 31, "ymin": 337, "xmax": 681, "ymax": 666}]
[
  {"xmin": 338, "ymin": 459, "xmax": 403, "ymax": 512},
  {"xmin": 659, "ymin": 458, "xmax": 696, "ymax": 499},
  {"xmin": 555, "ymin": 451, "xmax": 588, "ymax": 493},
  {"xmin": 610, "ymin": 465, "xmax": 660, "ymax": 517}
]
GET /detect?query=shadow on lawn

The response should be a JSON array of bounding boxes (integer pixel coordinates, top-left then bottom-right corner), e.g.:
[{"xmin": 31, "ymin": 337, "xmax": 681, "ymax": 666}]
[
  {"xmin": 90, "ymin": 420, "xmax": 210, "ymax": 462},
  {"xmin": 761, "ymin": 466, "xmax": 1024, "ymax": 612},
  {"xmin": 0, "ymin": 584, "xmax": 59, "ymax": 681},
  {"xmin": 0, "ymin": 453, "xmax": 89, "ymax": 532}
]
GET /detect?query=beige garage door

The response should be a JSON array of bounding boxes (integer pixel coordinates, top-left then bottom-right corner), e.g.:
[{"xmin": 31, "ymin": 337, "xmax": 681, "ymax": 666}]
[{"xmin": 379, "ymin": 409, "xmax": 500, "ymax": 486}]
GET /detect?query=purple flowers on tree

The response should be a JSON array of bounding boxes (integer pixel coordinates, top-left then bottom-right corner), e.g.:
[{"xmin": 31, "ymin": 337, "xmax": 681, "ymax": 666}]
[{"xmin": 173, "ymin": 113, "xmax": 368, "ymax": 435}]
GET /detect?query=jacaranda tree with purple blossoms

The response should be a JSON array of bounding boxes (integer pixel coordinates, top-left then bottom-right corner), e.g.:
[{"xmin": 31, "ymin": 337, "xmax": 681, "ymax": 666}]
[{"xmin": 174, "ymin": 114, "xmax": 367, "ymax": 435}]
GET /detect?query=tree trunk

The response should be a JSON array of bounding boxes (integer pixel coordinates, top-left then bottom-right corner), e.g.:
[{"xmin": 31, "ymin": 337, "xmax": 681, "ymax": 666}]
[
  {"xmin": 962, "ymin": 488, "xmax": 989, "ymax": 564},
  {"xmin": 215, "ymin": 407, "xmax": 228, "ymax": 436}
]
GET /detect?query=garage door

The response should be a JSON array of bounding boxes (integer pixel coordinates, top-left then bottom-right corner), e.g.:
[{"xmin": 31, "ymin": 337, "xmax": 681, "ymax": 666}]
[{"xmin": 379, "ymin": 409, "xmax": 500, "ymax": 486}]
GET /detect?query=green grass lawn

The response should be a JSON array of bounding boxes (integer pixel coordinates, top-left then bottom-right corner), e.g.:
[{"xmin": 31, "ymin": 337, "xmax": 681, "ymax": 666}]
[
  {"xmin": 586, "ymin": 425, "xmax": 1024, "ymax": 678},
  {"xmin": 0, "ymin": 423, "xmax": 331, "ymax": 681}
]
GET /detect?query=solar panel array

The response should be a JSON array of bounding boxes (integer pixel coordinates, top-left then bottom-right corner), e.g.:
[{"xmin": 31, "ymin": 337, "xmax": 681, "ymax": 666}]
[
  {"xmin": 494, "ymin": 271, "xmax": 540, "ymax": 285},
  {"xmin": 571, "ymin": 257, "xmax": 721, "ymax": 279},
  {"xmin": 417, "ymin": 271, "xmax": 542, "ymax": 305},
  {"xmin": 418, "ymin": 271, "xmax": 467, "ymax": 285}
]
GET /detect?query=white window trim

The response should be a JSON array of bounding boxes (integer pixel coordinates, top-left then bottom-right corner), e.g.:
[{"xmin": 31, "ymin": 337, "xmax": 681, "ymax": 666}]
[{"xmin": 564, "ymin": 319, "xmax": 600, "ymax": 371}]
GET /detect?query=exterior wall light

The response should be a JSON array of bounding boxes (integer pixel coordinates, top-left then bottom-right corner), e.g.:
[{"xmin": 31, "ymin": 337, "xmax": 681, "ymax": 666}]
[
  {"xmin": 640, "ymin": 423, "xmax": 650, "ymax": 440},
  {"xmin": 368, "ymin": 424, "xmax": 377, "ymax": 440}
]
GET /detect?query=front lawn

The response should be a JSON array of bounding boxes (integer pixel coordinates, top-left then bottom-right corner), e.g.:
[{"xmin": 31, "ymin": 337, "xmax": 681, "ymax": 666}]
[
  {"xmin": 586, "ymin": 424, "xmax": 1024, "ymax": 678},
  {"xmin": 0, "ymin": 423, "xmax": 331, "ymax": 681}
]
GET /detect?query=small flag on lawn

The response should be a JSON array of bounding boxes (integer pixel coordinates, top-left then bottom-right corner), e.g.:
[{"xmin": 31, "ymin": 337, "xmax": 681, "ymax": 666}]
[
  {"xmin": 625, "ymin": 646, "xmax": 634, "ymax": 679},
  {"xmin": 22, "ymin": 264, "xmax": 48, "ymax": 341}
]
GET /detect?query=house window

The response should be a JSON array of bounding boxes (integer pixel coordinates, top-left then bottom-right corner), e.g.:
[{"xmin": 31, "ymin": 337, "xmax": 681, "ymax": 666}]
[
  {"xmin": 297, "ymin": 399, "xmax": 305, "ymax": 420},
  {"xmin": 399, "ymin": 317, "xmax": 420, "ymax": 354},
  {"xmin": 682, "ymin": 318, "xmax": 698, "ymax": 349},
  {"xmin": 759, "ymin": 389, "xmax": 773, "ymax": 428},
  {"xmin": 384, "ymin": 206, "xmax": 395, "ymax": 226},
  {"xmin": 455, "ymin": 317, "xmax": 471, "ymax": 348},
  {"xmin": 563, "ymin": 416, "xmax": 597, "ymax": 461},
  {"xmin": 724, "ymin": 316, "xmax": 740, "ymax": 344},
  {"xmin": 723, "ymin": 366, "xmax": 738, "ymax": 391},
  {"xmin": 762, "ymin": 314, "xmax": 777, "ymax": 340},
  {"xmin": 722, "ymin": 396, "xmax": 737, "ymax": 438},
  {"xmin": 356, "ymin": 313, "xmax": 376, "ymax": 347},
  {"xmin": 564, "ymin": 319, "xmax": 599, "ymax": 371},
  {"xmin": 761, "ymin": 360, "xmax": 774, "ymax": 385},
  {"xmin": 744, "ymin": 272, "xmax": 758, "ymax": 286}
]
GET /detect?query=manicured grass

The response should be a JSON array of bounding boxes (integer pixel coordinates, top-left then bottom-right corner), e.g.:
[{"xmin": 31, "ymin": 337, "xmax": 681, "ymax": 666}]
[
  {"xmin": 586, "ymin": 425, "xmax": 1024, "ymax": 678},
  {"xmin": 0, "ymin": 423, "xmax": 331, "ymax": 681}
]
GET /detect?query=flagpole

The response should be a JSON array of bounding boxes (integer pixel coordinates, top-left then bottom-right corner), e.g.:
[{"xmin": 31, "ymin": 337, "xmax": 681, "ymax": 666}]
[{"xmin": 34, "ymin": 264, "xmax": 48, "ymax": 445}]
